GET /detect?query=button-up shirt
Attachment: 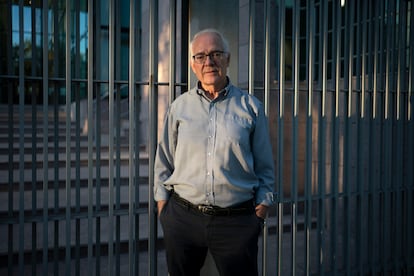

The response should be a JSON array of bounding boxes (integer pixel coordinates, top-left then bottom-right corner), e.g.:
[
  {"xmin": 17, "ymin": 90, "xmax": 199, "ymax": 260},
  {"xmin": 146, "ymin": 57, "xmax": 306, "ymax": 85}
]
[{"xmin": 154, "ymin": 81, "xmax": 275, "ymax": 207}]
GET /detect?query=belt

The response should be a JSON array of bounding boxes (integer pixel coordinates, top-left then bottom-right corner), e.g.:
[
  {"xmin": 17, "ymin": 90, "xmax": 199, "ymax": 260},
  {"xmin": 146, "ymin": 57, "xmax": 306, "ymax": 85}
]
[{"xmin": 171, "ymin": 191, "xmax": 255, "ymax": 216}]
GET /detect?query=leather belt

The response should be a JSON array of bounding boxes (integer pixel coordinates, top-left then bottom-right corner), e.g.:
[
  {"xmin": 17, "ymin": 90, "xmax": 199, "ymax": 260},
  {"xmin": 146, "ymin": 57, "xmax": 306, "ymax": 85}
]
[{"xmin": 171, "ymin": 191, "xmax": 254, "ymax": 216}]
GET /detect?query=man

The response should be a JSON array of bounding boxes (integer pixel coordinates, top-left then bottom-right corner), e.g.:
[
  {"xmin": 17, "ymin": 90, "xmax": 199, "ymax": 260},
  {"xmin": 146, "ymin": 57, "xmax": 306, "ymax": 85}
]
[{"xmin": 154, "ymin": 28, "xmax": 275, "ymax": 276}]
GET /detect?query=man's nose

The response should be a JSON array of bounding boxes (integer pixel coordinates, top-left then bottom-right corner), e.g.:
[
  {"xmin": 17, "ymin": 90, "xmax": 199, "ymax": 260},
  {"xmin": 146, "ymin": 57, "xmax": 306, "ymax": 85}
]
[{"xmin": 204, "ymin": 54, "xmax": 215, "ymax": 65}]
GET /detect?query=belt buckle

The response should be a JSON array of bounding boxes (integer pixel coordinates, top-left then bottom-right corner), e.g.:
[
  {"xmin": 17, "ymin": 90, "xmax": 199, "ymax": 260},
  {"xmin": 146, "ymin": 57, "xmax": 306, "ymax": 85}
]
[{"xmin": 198, "ymin": 205, "xmax": 215, "ymax": 215}]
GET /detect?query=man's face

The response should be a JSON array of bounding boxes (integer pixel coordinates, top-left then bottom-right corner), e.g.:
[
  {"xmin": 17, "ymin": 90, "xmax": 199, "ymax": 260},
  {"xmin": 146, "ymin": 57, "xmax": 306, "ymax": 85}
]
[{"xmin": 190, "ymin": 33, "xmax": 230, "ymax": 89}]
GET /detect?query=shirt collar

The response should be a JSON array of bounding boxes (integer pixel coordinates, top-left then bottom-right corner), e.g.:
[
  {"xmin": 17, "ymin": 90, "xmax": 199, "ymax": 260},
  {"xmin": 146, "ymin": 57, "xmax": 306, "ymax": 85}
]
[{"xmin": 196, "ymin": 77, "xmax": 231, "ymax": 100}]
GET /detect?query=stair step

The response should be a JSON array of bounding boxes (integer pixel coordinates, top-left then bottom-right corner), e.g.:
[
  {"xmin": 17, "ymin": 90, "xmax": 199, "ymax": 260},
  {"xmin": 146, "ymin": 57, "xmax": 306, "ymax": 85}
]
[
  {"xmin": 0, "ymin": 183, "xmax": 152, "ymax": 213},
  {"xmin": 0, "ymin": 163, "xmax": 150, "ymax": 184}
]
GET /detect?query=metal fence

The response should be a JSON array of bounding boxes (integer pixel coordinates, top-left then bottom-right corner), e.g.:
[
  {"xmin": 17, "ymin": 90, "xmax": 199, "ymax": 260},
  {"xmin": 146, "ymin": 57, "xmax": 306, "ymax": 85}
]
[{"xmin": 0, "ymin": 0, "xmax": 413, "ymax": 275}]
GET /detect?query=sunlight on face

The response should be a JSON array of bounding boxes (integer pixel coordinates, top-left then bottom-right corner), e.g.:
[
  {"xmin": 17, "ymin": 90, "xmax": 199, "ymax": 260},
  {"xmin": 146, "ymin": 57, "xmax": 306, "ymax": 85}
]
[{"xmin": 190, "ymin": 32, "xmax": 230, "ymax": 92}]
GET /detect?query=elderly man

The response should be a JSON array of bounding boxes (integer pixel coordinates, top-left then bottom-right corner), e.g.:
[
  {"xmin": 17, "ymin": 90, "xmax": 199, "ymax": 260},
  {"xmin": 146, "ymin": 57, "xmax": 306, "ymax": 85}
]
[{"xmin": 154, "ymin": 28, "xmax": 275, "ymax": 276}]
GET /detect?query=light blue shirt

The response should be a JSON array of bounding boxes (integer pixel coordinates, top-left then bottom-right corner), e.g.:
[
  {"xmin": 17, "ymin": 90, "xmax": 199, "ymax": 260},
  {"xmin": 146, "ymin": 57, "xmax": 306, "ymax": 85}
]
[{"xmin": 154, "ymin": 81, "xmax": 275, "ymax": 207}]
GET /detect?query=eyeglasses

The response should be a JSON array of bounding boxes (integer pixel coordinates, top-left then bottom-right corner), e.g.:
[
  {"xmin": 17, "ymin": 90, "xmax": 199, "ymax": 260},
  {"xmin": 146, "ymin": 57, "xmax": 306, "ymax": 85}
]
[{"xmin": 192, "ymin": 51, "xmax": 227, "ymax": 64}]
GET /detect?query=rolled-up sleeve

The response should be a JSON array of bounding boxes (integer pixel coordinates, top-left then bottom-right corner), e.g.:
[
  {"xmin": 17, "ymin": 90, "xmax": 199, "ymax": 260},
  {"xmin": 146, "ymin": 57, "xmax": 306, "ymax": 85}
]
[
  {"xmin": 251, "ymin": 105, "xmax": 276, "ymax": 206},
  {"xmin": 153, "ymin": 107, "xmax": 176, "ymax": 202}
]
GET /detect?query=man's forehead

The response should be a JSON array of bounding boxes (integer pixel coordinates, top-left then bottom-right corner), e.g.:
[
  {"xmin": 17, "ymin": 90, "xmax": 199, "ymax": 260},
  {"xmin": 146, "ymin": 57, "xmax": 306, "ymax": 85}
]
[{"xmin": 192, "ymin": 34, "xmax": 223, "ymax": 51}]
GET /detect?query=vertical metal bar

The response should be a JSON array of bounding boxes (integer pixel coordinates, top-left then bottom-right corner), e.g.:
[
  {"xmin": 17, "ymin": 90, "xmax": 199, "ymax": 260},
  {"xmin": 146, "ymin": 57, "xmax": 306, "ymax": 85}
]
[
  {"xmin": 148, "ymin": 0, "xmax": 159, "ymax": 275},
  {"xmin": 380, "ymin": 2, "xmax": 389, "ymax": 272},
  {"xmin": 366, "ymin": 0, "xmax": 377, "ymax": 273},
  {"xmin": 87, "ymin": 0, "xmax": 94, "ymax": 274},
  {"xmin": 304, "ymin": 1, "xmax": 314, "ymax": 275},
  {"xmin": 407, "ymin": 3, "xmax": 414, "ymax": 273},
  {"xmin": 248, "ymin": 0, "xmax": 255, "ymax": 95},
  {"xmin": 374, "ymin": 2, "xmax": 381, "ymax": 271},
  {"xmin": 95, "ymin": 82, "xmax": 102, "ymax": 276},
  {"xmin": 354, "ymin": 0, "xmax": 361, "ymax": 273},
  {"xmin": 7, "ymin": 3, "xmax": 14, "ymax": 273},
  {"xmin": 343, "ymin": 0, "xmax": 354, "ymax": 274},
  {"xmin": 42, "ymin": 0, "xmax": 50, "ymax": 274},
  {"xmin": 65, "ymin": 0, "xmax": 72, "ymax": 275},
  {"xmin": 330, "ymin": 0, "xmax": 342, "ymax": 274},
  {"xmin": 108, "ymin": 0, "xmax": 115, "ymax": 274},
  {"xmin": 385, "ymin": 0, "xmax": 393, "ymax": 122},
  {"xmin": 373, "ymin": 2, "xmax": 379, "ymax": 120},
  {"xmin": 395, "ymin": 1, "xmax": 407, "ymax": 272},
  {"xmin": 276, "ymin": 0, "xmax": 285, "ymax": 275},
  {"xmin": 30, "ymin": 4, "xmax": 38, "ymax": 274},
  {"xmin": 116, "ymin": 83, "xmax": 122, "ymax": 276},
  {"xmin": 360, "ymin": 0, "xmax": 367, "ymax": 120},
  {"xmin": 383, "ymin": 1, "xmax": 395, "ymax": 272},
  {"xmin": 134, "ymin": 2, "xmax": 142, "ymax": 275},
  {"xmin": 128, "ymin": 1, "xmax": 137, "ymax": 275},
  {"xmin": 51, "ymin": 4, "xmax": 60, "ymax": 274},
  {"xmin": 410, "ymin": 0, "xmax": 414, "ymax": 123},
  {"xmin": 114, "ymin": 2, "xmax": 122, "ymax": 271},
  {"xmin": 262, "ymin": 1, "xmax": 271, "ymax": 274},
  {"xmin": 317, "ymin": 0, "xmax": 328, "ymax": 274},
  {"xmin": 74, "ymin": 3, "xmax": 81, "ymax": 274},
  {"xmin": 290, "ymin": 0, "xmax": 300, "ymax": 275},
  {"xmin": 18, "ymin": 0, "xmax": 25, "ymax": 275},
  {"xmin": 169, "ymin": 0, "xmax": 177, "ymax": 104},
  {"xmin": 368, "ymin": 1, "xmax": 379, "ymax": 274},
  {"xmin": 94, "ymin": 3, "xmax": 102, "ymax": 275},
  {"xmin": 264, "ymin": 0, "xmax": 270, "ymax": 115},
  {"xmin": 357, "ymin": 1, "xmax": 367, "ymax": 274}
]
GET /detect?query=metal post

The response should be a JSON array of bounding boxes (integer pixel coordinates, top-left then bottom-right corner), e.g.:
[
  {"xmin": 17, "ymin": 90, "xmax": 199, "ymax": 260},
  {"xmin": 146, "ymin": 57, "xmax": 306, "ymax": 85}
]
[
  {"xmin": 357, "ymin": 1, "xmax": 367, "ymax": 274},
  {"xmin": 276, "ymin": 1, "xmax": 285, "ymax": 275},
  {"xmin": 304, "ymin": 1, "xmax": 314, "ymax": 275},
  {"xmin": 330, "ymin": 0, "xmax": 342, "ymax": 274},
  {"xmin": 383, "ymin": 1, "xmax": 395, "ymax": 272},
  {"xmin": 108, "ymin": 0, "xmax": 115, "ymax": 275},
  {"xmin": 262, "ymin": 1, "xmax": 271, "ymax": 274},
  {"xmin": 248, "ymin": 0, "xmax": 255, "ymax": 95},
  {"xmin": 87, "ymin": 0, "xmax": 94, "ymax": 275},
  {"xmin": 65, "ymin": 1, "xmax": 72, "ymax": 275},
  {"xmin": 42, "ymin": 0, "xmax": 50, "ymax": 274},
  {"xmin": 18, "ymin": 1, "xmax": 25, "ymax": 275},
  {"xmin": 407, "ymin": 4, "xmax": 414, "ymax": 274},
  {"xmin": 128, "ymin": 1, "xmax": 137, "ymax": 275},
  {"xmin": 169, "ymin": 0, "xmax": 177, "ymax": 104},
  {"xmin": 343, "ymin": 1, "xmax": 354, "ymax": 274},
  {"xmin": 317, "ymin": 0, "xmax": 327, "ymax": 273},
  {"xmin": 291, "ymin": 0, "xmax": 300, "ymax": 274},
  {"xmin": 148, "ymin": 0, "xmax": 159, "ymax": 275}
]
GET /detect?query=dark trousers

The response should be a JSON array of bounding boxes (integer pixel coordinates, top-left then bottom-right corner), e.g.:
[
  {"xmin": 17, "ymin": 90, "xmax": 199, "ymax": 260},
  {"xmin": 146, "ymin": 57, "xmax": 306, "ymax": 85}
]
[{"xmin": 159, "ymin": 195, "xmax": 263, "ymax": 276}]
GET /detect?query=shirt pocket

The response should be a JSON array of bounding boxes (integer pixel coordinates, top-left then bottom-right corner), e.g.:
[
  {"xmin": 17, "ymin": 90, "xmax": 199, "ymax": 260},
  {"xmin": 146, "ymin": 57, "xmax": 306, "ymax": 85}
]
[{"xmin": 224, "ymin": 115, "xmax": 253, "ymax": 145}]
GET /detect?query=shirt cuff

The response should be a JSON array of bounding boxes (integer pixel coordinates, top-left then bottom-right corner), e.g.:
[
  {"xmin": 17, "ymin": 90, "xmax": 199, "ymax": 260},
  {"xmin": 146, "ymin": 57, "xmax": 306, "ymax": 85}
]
[
  {"xmin": 258, "ymin": 192, "xmax": 277, "ymax": 206},
  {"xmin": 154, "ymin": 185, "xmax": 171, "ymax": 202}
]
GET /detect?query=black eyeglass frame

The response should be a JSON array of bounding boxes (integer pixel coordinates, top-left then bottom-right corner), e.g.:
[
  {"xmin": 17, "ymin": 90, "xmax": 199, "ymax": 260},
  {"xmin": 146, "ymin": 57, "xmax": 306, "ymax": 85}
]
[{"xmin": 191, "ymin": 51, "xmax": 228, "ymax": 64}]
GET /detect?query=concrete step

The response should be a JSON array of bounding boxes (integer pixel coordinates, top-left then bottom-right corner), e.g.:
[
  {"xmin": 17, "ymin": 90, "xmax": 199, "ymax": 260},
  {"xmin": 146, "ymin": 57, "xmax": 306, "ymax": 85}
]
[
  {"xmin": 0, "ymin": 209, "xmax": 161, "ymax": 256},
  {"xmin": 0, "ymin": 162, "xmax": 149, "ymax": 184},
  {"xmin": 0, "ymin": 150, "xmax": 148, "ymax": 169},
  {"xmin": 0, "ymin": 182, "xmax": 152, "ymax": 214},
  {"xmin": 0, "ymin": 125, "xmax": 77, "ymax": 135},
  {"xmin": 0, "ymin": 144, "xmax": 137, "ymax": 155},
  {"xmin": 0, "ymin": 135, "xmax": 90, "ymax": 144}
]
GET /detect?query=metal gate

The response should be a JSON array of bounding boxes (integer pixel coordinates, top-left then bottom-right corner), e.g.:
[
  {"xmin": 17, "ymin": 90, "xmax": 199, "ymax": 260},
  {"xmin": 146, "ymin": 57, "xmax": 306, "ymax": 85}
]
[{"xmin": 0, "ymin": 0, "xmax": 413, "ymax": 275}]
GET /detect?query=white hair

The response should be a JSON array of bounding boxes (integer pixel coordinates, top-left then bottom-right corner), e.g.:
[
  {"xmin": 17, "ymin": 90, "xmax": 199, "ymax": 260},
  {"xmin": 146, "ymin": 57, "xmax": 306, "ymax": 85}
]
[{"xmin": 190, "ymin": 28, "xmax": 230, "ymax": 55}]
